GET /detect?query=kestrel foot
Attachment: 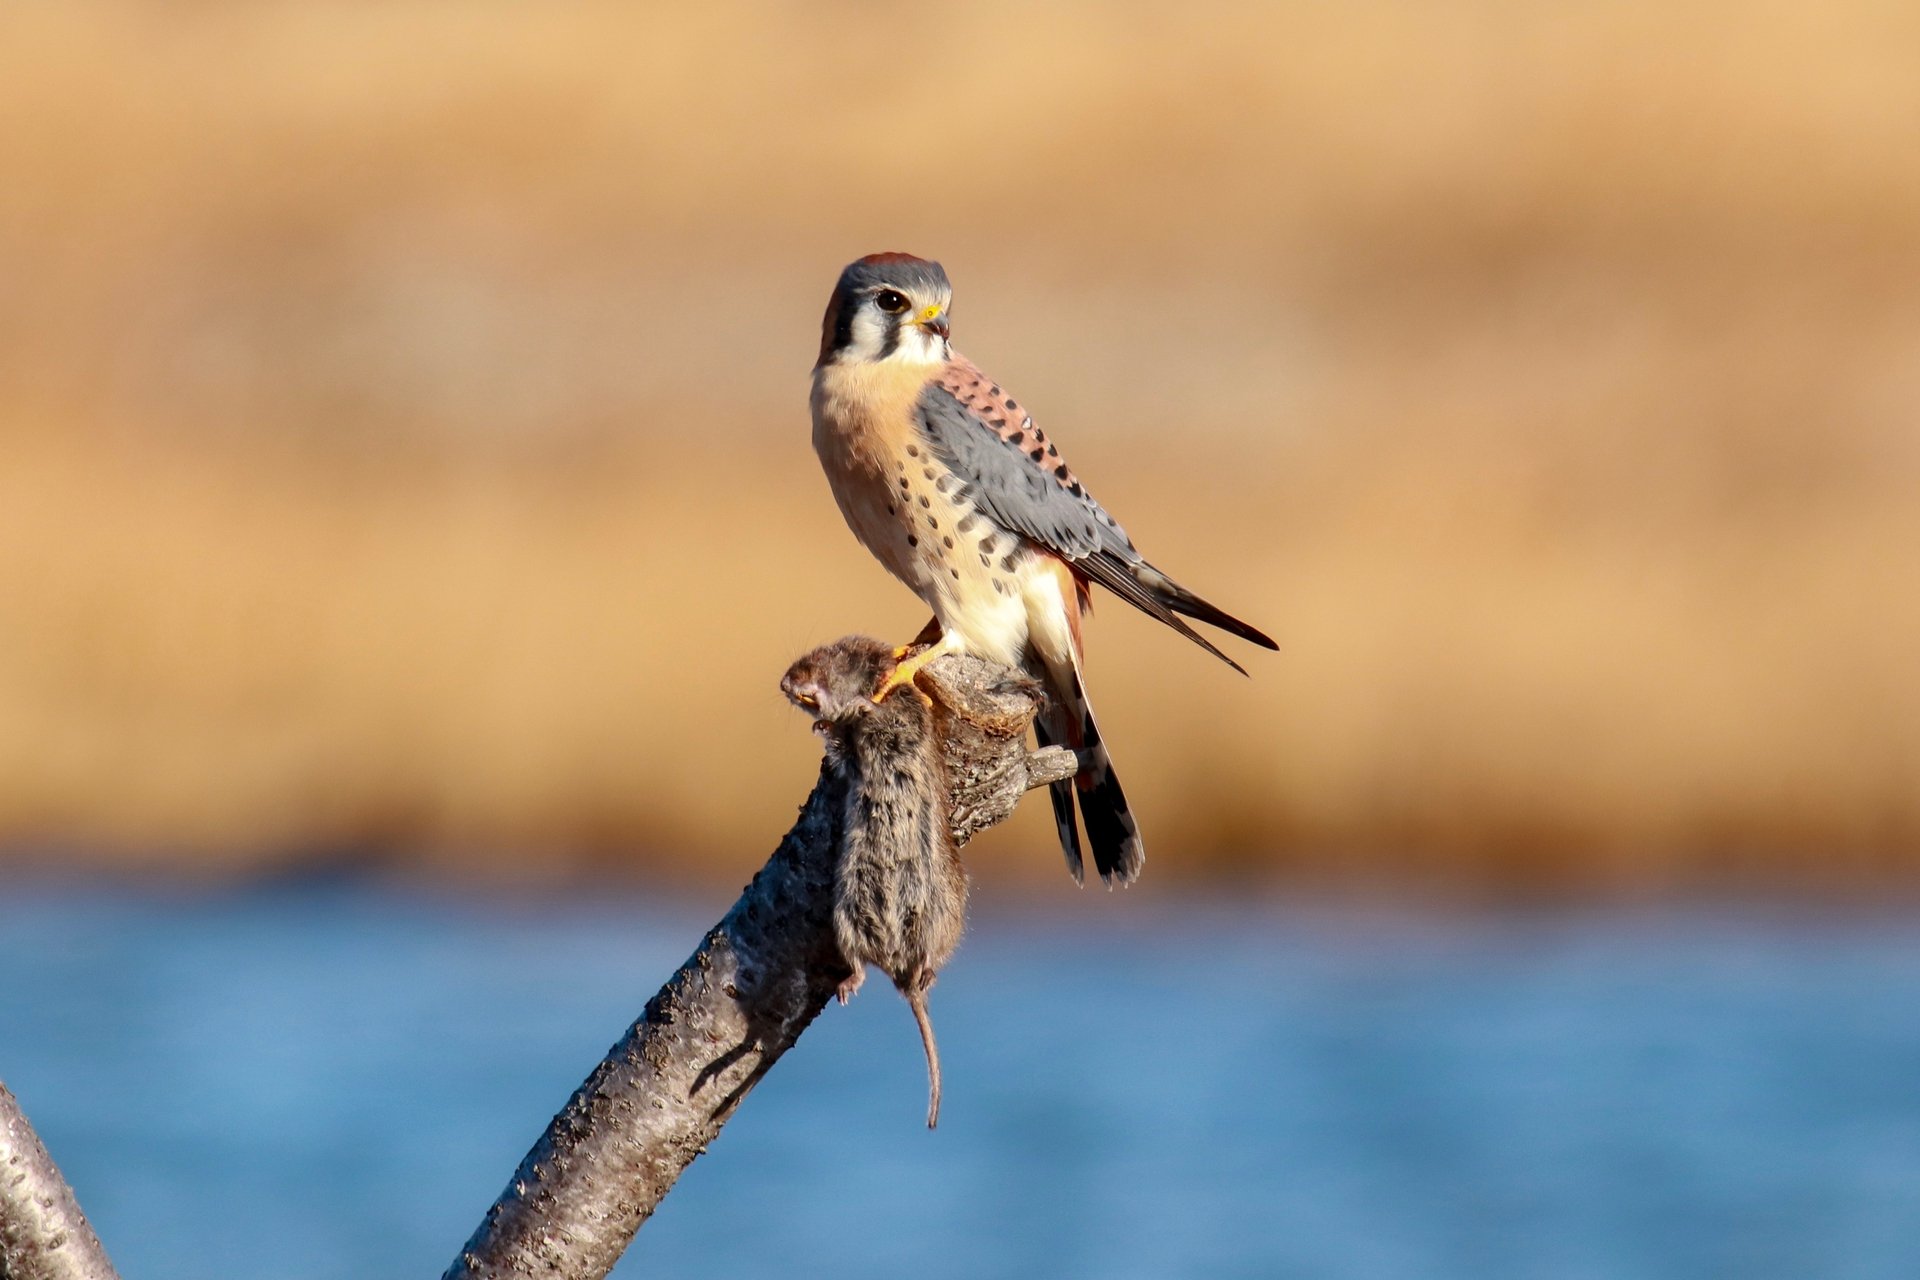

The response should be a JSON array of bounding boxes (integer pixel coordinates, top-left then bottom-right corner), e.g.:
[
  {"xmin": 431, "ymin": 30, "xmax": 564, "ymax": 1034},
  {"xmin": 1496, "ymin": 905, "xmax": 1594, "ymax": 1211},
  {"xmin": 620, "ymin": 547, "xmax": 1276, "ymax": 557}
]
[
  {"xmin": 837, "ymin": 966, "xmax": 866, "ymax": 1005},
  {"xmin": 872, "ymin": 633, "xmax": 957, "ymax": 706}
]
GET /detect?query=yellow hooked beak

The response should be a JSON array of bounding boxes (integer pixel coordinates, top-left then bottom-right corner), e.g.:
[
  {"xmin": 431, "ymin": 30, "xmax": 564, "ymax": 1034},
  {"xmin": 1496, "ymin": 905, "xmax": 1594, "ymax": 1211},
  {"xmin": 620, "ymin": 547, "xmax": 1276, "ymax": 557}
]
[{"xmin": 916, "ymin": 303, "xmax": 949, "ymax": 340}]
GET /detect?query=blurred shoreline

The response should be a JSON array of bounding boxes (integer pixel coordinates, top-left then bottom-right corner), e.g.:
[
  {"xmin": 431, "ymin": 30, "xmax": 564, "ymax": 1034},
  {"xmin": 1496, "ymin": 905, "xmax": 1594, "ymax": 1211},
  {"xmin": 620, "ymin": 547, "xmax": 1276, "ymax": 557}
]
[{"xmin": 2, "ymin": 3, "xmax": 1917, "ymax": 891}]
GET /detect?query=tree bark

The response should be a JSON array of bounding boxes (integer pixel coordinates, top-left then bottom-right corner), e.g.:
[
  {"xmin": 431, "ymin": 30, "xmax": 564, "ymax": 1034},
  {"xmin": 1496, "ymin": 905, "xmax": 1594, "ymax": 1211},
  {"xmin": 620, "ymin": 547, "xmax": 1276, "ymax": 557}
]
[
  {"xmin": 443, "ymin": 651, "xmax": 1075, "ymax": 1280},
  {"xmin": 0, "ymin": 1082, "xmax": 120, "ymax": 1280}
]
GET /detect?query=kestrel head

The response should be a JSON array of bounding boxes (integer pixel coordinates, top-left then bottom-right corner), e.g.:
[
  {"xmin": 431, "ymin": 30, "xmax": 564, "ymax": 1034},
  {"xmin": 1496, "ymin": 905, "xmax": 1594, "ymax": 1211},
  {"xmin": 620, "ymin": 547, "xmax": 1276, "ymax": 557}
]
[{"xmin": 817, "ymin": 253, "xmax": 952, "ymax": 368}]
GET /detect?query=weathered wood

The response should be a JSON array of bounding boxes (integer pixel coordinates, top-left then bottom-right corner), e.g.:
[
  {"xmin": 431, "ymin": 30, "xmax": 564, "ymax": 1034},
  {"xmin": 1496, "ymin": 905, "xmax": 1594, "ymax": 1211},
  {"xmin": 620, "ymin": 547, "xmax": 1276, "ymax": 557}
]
[
  {"xmin": 0, "ymin": 1082, "xmax": 120, "ymax": 1280},
  {"xmin": 443, "ymin": 650, "xmax": 1074, "ymax": 1280}
]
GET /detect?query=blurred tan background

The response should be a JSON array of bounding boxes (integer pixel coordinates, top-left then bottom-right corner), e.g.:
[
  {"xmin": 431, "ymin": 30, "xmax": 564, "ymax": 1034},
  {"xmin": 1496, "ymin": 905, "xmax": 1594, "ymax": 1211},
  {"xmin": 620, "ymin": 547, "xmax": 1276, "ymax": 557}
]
[{"xmin": 2, "ymin": 2, "xmax": 1915, "ymax": 893}]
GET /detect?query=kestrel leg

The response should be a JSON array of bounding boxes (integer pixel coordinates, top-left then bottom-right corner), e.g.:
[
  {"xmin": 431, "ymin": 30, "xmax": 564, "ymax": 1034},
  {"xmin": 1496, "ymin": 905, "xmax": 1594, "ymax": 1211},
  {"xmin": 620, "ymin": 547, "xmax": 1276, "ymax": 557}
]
[
  {"xmin": 892, "ymin": 615, "xmax": 943, "ymax": 660},
  {"xmin": 873, "ymin": 629, "xmax": 962, "ymax": 704}
]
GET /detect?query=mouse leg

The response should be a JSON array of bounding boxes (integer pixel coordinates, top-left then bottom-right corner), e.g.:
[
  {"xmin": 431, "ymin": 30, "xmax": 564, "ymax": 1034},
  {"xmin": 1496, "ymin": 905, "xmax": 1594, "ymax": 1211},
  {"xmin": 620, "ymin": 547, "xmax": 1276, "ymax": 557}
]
[{"xmin": 836, "ymin": 964, "xmax": 866, "ymax": 1005}]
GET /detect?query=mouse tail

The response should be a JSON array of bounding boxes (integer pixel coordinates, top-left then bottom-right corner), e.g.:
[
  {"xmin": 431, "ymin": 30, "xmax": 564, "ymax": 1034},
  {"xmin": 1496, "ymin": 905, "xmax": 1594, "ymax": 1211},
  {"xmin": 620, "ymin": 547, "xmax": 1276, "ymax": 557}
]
[{"xmin": 908, "ymin": 986, "xmax": 941, "ymax": 1129}]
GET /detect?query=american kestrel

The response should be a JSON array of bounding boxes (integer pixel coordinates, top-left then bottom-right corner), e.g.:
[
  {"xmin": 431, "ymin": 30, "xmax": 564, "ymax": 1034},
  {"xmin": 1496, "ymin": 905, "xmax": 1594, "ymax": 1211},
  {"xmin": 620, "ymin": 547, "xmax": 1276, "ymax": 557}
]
[{"xmin": 810, "ymin": 253, "xmax": 1276, "ymax": 885}]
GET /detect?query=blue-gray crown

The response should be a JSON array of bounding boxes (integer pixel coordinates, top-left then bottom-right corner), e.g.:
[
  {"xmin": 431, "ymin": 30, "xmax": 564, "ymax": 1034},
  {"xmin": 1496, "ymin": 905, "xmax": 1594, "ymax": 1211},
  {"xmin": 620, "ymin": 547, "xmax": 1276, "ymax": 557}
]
[{"xmin": 835, "ymin": 252, "xmax": 950, "ymax": 298}]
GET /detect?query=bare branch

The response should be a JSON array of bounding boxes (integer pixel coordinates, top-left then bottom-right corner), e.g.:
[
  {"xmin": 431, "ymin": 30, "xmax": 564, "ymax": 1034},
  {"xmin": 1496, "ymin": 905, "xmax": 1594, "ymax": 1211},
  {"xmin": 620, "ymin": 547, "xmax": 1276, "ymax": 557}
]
[
  {"xmin": 444, "ymin": 650, "xmax": 1062, "ymax": 1280},
  {"xmin": 0, "ymin": 1082, "xmax": 120, "ymax": 1280}
]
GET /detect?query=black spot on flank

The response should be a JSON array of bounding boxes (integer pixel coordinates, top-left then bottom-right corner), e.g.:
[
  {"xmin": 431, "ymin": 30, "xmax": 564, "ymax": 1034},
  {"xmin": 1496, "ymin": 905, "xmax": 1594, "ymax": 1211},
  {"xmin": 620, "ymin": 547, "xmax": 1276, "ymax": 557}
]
[
  {"xmin": 956, "ymin": 515, "xmax": 977, "ymax": 533},
  {"xmin": 1007, "ymin": 430, "xmax": 1025, "ymax": 446},
  {"xmin": 992, "ymin": 578, "xmax": 1004, "ymax": 594},
  {"xmin": 951, "ymin": 568, "xmax": 960, "ymax": 580},
  {"xmin": 898, "ymin": 476, "xmax": 909, "ymax": 490},
  {"xmin": 906, "ymin": 443, "xmax": 920, "ymax": 458},
  {"xmin": 1029, "ymin": 447, "xmax": 1045, "ymax": 462},
  {"xmin": 980, "ymin": 554, "xmax": 992, "ymax": 567},
  {"xmin": 926, "ymin": 515, "xmax": 939, "ymax": 530},
  {"xmin": 1000, "ymin": 552, "xmax": 1020, "ymax": 572},
  {"xmin": 886, "ymin": 502, "xmax": 896, "ymax": 515},
  {"xmin": 907, "ymin": 534, "xmax": 918, "ymax": 547},
  {"xmin": 1005, "ymin": 398, "xmax": 1017, "ymax": 410},
  {"xmin": 942, "ymin": 535, "xmax": 954, "ymax": 548},
  {"xmin": 990, "ymin": 385, "xmax": 1001, "ymax": 396},
  {"xmin": 1069, "ymin": 481, "xmax": 1084, "ymax": 497},
  {"xmin": 1054, "ymin": 464, "xmax": 1071, "ymax": 481},
  {"xmin": 918, "ymin": 495, "xmax": 930, "ymax": 508},
  {"xmin": 954, "ymin": 484, "xmax": 974, "ymax": 502},
  {"xmin": 1046, "ymin": 443, "xmax": 1059, "ymax": 457},
  {"xmin": 978, "ymin": 536, "xmax": 996, "ymax": 553},
  {"xmin": 923, "ymin": 467, "xmax": 936, "ymax": 481}
]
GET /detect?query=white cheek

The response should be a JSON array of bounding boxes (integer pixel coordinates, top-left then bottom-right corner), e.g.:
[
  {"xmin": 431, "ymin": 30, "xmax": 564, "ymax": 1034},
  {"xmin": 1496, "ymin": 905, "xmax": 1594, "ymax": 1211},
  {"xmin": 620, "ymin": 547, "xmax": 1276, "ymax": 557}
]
[
  {"xmin": 909, "ymin": 329, "xmax": 949, "ymax": 363},
  {"xmin": 847, "ymin": 309, "xmax": 891, "ymax": 361},
  {"xmin": 888, "ymin": 326, "xmax": 947, "ymax": 365},
  {"xmin": 846, "ymin": 307, "xmax": 949, "ymax": 365}
]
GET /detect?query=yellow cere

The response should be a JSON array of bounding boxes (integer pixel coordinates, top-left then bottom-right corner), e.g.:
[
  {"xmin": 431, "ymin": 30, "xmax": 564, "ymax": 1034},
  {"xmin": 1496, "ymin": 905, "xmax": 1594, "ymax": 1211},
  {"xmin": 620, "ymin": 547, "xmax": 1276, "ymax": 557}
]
[{"xmin": 918, "ymin": 303, "xmax": 944, "ymax": 323}]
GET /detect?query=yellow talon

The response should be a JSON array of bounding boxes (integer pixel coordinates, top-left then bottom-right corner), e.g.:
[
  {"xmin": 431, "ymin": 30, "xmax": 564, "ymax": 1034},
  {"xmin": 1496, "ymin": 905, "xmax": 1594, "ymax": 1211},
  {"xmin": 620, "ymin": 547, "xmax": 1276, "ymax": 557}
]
[{"xmin": 873, "ymin": 637, "xmax": 949, "ymax": 705}]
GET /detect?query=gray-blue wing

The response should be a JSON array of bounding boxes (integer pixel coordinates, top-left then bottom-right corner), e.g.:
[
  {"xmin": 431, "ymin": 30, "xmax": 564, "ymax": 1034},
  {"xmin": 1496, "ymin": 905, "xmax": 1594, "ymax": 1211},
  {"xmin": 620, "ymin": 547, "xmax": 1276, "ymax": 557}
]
[
  {"xmin": 914, "ymin": 382, "xmax": 1257, "ymax": 672},
  {"xmin": 914, "ymin": 382, "xmax": 1118, "ymax": 560}
]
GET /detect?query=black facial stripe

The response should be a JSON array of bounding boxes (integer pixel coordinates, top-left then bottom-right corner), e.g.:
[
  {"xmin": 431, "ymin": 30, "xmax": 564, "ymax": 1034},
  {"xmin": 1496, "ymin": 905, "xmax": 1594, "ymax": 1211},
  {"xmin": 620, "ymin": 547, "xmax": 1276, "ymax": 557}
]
[
  {"xmin": 829, "ymin": 298, "xmax": 856, "ymax": 359},
  {"xmin": 876, "ymin": 308, "xmax": 902, "ymax": 359}
]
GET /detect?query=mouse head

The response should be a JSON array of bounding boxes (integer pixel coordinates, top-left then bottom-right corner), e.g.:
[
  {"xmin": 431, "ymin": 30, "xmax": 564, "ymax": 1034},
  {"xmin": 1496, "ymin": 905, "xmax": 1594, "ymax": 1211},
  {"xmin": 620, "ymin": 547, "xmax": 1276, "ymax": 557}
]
[{"xmin": 780, "ymin": 637, "xmax": 898, "ymax": 736}]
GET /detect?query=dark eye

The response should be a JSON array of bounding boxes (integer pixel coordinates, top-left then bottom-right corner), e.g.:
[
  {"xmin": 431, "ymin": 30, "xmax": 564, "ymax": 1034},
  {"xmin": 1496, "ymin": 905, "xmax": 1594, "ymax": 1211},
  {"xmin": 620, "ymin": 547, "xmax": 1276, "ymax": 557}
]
[{"xmin": 874, "ymin": 289, "xmax": 910, "ymax": 315}]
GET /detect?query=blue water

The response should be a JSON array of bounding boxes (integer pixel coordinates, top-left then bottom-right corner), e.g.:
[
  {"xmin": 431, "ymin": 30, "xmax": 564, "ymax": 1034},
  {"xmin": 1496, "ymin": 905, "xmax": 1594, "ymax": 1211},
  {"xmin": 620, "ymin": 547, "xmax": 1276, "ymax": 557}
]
[{"xmin": 2, "ymin": 884, "xmax": 1918, "ymax": 1280}]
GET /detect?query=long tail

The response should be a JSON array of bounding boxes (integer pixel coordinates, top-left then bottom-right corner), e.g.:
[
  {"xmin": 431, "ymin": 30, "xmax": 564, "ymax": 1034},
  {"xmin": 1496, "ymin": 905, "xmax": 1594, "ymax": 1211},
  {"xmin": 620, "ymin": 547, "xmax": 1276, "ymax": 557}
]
[
  {"xmin": 1035, "ymin": 659, "xmax": 1143, "ymax": 886},
  {"xmin": 1076, "ymin": 553, "xmax": 1277, "ymax": 675},
  {"xmin": 907, "ymin": 987, "xmax": 942, "ymax": 1129},
  {"xmin": 1136, "ymin": 561, "xmax": 1278, "ymax": 651}
]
